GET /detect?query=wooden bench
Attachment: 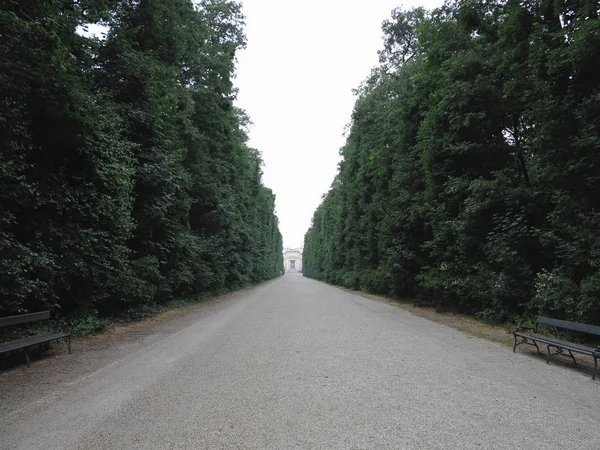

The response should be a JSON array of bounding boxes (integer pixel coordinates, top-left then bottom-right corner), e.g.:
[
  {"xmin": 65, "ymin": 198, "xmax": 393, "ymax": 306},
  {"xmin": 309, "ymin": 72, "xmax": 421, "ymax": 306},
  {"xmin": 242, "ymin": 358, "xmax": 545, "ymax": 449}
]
[
  {"xmin": 513, "ymin": 316, "xmax": 600, "ymax": 379},
  {"xmin": 0, "ymin": 312, "xmax": 72, "ymax": 367}
]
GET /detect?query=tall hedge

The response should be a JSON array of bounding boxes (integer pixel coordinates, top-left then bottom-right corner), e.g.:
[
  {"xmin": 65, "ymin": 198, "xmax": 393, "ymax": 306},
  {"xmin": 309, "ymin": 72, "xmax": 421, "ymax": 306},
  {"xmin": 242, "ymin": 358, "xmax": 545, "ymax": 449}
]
[
  {"xmin": 0, "ymin": 0, "xmax": 283, "ymax": 318},
  {"xmin": 304, "ymin": 0, "xmax": 600, "ymax": 324}
]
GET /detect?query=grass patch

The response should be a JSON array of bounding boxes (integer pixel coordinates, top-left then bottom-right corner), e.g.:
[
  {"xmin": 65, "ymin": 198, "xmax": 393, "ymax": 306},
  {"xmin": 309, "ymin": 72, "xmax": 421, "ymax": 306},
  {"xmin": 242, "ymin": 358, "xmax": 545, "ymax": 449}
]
[
  {"xmin": 71, "ymin": 277, "xmax": 277, "ymax": 338},
  {"xmin": 67, "ymin": 280, "xmax": 271, "ymax": 338},
  {"xmin": 337, "ymin": 286, "xmax": 600, "ymax": 377},
  {"xmin": 339, "ymin": 287, "xmax": 517, "ymax": 348},
  {"xmin": 71, "ymin": 287, "xmax": 236, "ymax": 338}
]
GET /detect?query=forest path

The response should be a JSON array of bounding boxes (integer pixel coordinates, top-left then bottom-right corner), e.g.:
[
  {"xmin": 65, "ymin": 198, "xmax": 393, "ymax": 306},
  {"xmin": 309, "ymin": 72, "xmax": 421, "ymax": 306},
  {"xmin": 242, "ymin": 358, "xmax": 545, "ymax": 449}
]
[{"xmin": 1, "ymin": 274, "xmax": 599, "ymax": 449}]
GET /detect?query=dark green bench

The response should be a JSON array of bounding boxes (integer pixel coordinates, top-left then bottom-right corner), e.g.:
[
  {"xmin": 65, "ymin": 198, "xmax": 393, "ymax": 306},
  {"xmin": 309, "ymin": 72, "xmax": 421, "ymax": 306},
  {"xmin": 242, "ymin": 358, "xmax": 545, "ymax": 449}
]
[
  {"xmin": 513, "ymin": 315, "xmax": 600, "ymax": 380},
  {"xmin": 0, "ymin": 312, "xmax": 72, "ymax": 367}
]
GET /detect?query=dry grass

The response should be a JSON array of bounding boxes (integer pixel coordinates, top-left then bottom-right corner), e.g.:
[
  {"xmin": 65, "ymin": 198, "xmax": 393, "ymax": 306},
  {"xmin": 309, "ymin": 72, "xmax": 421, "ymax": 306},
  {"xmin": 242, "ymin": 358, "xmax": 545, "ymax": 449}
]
[
  {"xmin": 88, "ymin": 294, "xmax": 230, "ymax": 342},
  {"xmin": 344, "ymin": 289, "xmax": 515, "ymax": 347},
  {"xmin": 345, "ymin": 288, "xmax": 599, "ymax": 379},
  {"xmin": 90, "ymin": 303, "xmax": 196, "ymax": 340}
]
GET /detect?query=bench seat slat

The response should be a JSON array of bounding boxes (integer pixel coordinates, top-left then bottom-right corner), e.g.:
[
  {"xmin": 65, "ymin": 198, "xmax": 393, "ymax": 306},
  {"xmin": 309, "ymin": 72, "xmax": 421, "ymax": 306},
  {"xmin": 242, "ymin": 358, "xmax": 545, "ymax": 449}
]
[
  {"xmin": 514, "ymin": 332, "xmax": 597, "ymax": 355},
  {"xmin": 0, "ymin": 333, "xmax": 69, "ymax": 354}
]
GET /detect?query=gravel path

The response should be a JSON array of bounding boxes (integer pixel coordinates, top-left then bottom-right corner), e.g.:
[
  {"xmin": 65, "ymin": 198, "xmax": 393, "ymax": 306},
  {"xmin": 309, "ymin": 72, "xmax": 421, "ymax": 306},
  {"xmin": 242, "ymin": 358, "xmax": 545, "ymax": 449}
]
[{"xmin": 1, "ymin": 273, "xmax": 599, "ymax": 449}]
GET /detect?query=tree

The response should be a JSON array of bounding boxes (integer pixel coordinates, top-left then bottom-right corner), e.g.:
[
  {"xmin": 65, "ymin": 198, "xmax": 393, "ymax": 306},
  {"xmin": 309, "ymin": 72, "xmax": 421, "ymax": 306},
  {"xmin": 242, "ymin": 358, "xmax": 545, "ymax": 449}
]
[
  {"xmin": 304, "ymin": 0, "xmax": 600, "ymax": 324},
  {"xmin": 1, "ymin": 0, "xmax": 283, "ymax": 321}
]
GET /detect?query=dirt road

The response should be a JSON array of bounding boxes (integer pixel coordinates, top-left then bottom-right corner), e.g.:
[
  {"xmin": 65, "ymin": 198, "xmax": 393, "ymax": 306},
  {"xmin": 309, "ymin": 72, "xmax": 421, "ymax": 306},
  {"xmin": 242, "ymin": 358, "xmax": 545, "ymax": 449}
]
[{"xmin": 1, "ymin": 274, "xmax": 599, "ymax": 449}]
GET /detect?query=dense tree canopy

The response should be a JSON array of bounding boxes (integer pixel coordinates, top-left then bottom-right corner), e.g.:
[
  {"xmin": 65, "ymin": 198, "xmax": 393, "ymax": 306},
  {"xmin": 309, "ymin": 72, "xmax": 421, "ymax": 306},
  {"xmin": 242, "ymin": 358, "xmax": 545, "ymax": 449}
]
[
  {"xmin": 0, "ymin": 0, "xmax": 283, "ymax": 319},
  {"xmin": 304, "ymin": 0, "xmax": 600, "ymax": 324}
]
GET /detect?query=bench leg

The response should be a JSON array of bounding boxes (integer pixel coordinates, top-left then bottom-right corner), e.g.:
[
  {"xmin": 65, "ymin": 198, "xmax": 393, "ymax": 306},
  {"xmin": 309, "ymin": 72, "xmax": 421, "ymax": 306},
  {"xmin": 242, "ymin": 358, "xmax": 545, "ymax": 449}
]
[
  {"xmin": 546, "ymin": 346, "xmax": 578, "ymax": 366},
  {"xmin": 513, "ymin": 335, "xmax": 540, "ymax": 353},
  {"xmin": 594, "ymin": 356, "xmax": 598, "ymax": 381},
  {"xmin": 24, "ymin": 350, "xmax": 30, "ymax": 368}
]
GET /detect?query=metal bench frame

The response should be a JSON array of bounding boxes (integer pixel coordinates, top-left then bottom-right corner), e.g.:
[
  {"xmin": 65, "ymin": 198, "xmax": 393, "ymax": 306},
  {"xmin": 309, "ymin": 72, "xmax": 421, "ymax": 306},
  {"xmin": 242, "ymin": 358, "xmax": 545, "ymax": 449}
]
[
  {"xmin": 513, "ymin": 315, "xmax": 600, "ymax": 380},
  {"xmin": 0, "ymin": 311, "xmax": 72, "ymax": 367}
]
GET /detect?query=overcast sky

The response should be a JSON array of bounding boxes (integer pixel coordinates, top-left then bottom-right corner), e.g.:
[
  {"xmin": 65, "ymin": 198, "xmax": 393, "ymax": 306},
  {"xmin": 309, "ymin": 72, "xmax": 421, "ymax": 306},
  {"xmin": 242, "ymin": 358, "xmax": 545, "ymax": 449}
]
[
  {"xmin": 82, "ymin": 1, "xmax": 441, "ymax": 249},
  {"xmin": 234, "ymin": 0, "xmax": 441, "ymax": 249}
]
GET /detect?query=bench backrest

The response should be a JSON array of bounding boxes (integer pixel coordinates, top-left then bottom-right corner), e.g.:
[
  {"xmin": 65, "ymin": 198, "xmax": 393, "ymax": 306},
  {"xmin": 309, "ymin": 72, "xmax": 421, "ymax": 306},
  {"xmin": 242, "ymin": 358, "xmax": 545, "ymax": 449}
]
[
  {"xmin": 0, "ymin": 311, "xmax": 51, "ymax": 328},
  {"xmin": 536, "ymin": 316, "xmax": 600, "ymax": 336}
]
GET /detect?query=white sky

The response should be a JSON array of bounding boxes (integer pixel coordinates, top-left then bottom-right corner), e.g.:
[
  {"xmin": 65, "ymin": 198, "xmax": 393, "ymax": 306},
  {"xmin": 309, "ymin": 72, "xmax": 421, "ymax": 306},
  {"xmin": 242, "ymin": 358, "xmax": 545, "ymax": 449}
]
[
  {"xmin": 234, "ymin": 0, "xmax": 441, "ymax": 249},
  {"xmin": 81, "ymin": 1, "xmax": 441, "ymax": 249}
]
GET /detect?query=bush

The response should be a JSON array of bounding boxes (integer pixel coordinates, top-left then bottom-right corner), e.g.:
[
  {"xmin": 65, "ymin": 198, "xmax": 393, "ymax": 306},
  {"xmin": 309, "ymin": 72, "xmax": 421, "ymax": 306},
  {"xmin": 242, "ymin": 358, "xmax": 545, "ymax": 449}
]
[{"xmin": 359, "ymin": 269, "xmax": 388, "ymax": 294}]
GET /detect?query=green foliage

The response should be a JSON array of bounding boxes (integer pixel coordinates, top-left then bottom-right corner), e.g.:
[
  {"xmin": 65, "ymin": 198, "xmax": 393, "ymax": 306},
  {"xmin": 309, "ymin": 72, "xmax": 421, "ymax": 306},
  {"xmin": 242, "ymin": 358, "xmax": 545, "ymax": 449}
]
[
  {"xmin": 0, "ymin": 0, "xmax": 282, "ymax": 321},
  {"xmin": 73, "ymin": 316, "xmax": 118, "ymax": 337},
  {"xmin": 304, "ymin": 0, "xmax": 600, "ymax": 324}
]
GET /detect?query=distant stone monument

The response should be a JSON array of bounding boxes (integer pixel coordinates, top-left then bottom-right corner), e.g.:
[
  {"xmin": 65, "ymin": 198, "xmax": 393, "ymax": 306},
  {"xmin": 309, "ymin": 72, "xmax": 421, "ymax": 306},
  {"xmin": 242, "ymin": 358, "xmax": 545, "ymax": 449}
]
[{"xmin": 283, "ymin": 247, "xmax": 302, "ymax": 272}]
